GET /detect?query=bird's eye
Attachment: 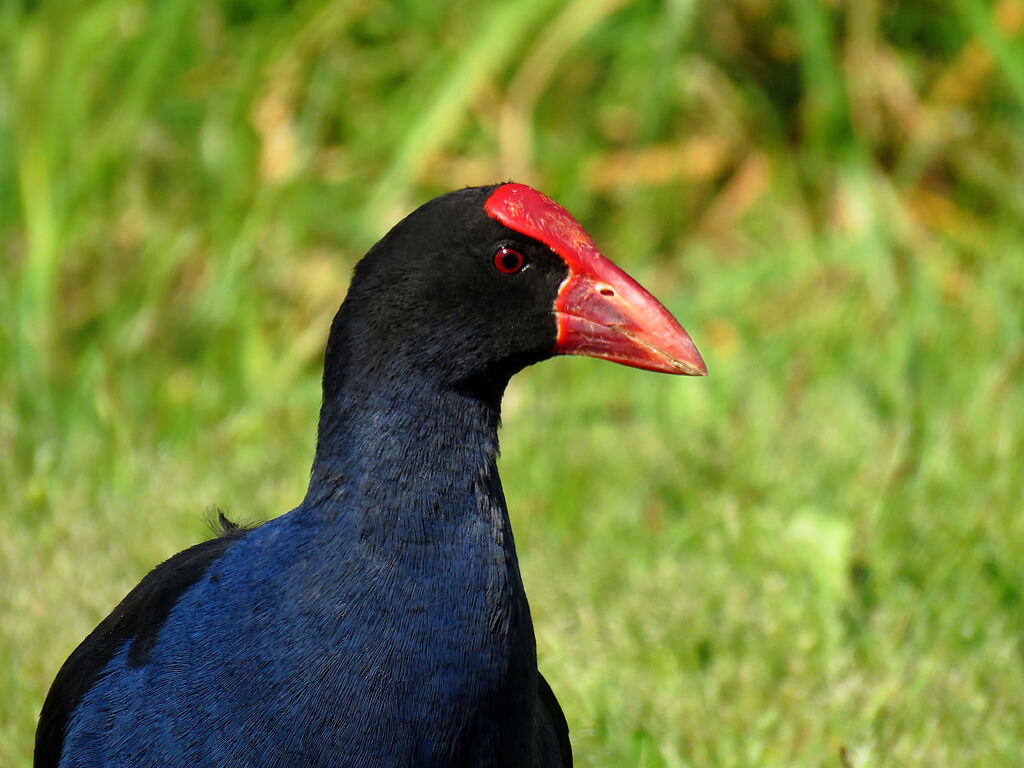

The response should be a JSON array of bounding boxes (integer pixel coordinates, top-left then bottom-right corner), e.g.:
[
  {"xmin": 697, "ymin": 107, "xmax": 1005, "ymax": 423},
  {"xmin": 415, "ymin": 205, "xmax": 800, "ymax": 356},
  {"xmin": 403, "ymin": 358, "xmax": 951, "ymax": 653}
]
[{"xmin": 493, "ymin": 246, "xmax": 525, "ymax": 275}]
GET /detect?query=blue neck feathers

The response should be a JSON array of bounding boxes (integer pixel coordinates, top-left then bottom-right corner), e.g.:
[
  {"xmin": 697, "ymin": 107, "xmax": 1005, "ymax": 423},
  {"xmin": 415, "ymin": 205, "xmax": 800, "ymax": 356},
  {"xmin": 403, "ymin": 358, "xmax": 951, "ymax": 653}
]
[{"xmin": 281, "ymin": 327, "xmax": 540, "ymax": 763}]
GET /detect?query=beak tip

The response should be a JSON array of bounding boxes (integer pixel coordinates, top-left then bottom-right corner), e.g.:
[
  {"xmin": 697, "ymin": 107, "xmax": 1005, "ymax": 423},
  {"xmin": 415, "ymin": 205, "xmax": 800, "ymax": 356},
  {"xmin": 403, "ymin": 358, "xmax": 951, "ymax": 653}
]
[
  {"xmin": 675, "ymin": 356, "xmax": 707, "ymax": 377},
  {"xmin": 670, "ymin": 335, "xmax": 707, "ymax": 377},
  {"xmin": 692, "ymin": 352, "xmax": 708, "ymax": 377}
]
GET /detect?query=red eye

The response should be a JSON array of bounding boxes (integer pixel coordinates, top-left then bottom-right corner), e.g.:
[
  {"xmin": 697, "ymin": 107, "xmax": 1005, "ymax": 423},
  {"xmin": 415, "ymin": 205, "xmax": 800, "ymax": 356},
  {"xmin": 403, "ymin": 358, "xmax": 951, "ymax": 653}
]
[{"xmin": 493, "ymin": 246, "xmax": 525, "ymax": 274}]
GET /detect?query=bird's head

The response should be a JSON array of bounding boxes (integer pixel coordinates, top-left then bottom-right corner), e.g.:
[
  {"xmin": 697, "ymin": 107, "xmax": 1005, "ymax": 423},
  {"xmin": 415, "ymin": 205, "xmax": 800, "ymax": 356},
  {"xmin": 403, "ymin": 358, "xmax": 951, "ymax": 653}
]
[{"xmin": 327, "ymin": 183, "xmax": 706, "ymax": 402}]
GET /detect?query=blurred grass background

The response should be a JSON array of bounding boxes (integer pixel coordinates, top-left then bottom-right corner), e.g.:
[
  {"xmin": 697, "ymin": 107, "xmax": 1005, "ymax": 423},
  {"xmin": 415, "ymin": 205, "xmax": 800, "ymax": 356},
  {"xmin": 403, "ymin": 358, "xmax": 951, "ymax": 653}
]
[{"xmin": 2, "ymin": 0, "xmax": 1023, "ymax": 765}]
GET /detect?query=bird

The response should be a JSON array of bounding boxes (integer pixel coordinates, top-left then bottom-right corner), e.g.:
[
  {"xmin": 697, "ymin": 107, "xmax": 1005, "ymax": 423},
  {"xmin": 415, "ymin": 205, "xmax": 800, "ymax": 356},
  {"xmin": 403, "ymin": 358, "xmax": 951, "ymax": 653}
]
[{"xmin": 36, "ymin": 182, "xmax": 706, "ymax": 768}]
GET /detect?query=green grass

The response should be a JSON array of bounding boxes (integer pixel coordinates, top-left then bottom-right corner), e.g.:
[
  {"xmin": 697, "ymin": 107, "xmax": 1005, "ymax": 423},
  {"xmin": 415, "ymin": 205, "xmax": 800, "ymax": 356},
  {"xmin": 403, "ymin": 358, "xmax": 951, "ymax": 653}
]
[{"xmin": 3, "ymin": 1, "xmax": 1024, "ymax": 765}]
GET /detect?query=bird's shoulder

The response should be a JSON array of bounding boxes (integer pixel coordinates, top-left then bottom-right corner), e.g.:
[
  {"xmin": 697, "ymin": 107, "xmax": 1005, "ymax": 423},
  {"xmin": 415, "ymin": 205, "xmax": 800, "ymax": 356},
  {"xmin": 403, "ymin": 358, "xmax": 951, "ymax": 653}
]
[{"xmin": 34, "ymin": 515, "xmax": 252, "ymax": 768}]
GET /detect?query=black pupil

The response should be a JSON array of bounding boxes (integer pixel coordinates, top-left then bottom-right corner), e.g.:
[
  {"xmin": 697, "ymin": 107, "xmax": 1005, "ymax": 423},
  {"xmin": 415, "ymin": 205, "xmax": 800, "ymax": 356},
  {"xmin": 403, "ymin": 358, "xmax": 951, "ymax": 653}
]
[{"xmin": 498, "ymin": 248, "xmax": 521, "ymax": 272}]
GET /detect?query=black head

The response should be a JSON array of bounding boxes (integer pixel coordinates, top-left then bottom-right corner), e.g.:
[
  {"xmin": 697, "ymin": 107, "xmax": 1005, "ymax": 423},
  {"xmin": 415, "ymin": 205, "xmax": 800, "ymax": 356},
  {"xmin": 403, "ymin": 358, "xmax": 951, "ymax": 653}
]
[{"xmin": 324, "ymin": 185, "xmax": 569, "ymax": 402}]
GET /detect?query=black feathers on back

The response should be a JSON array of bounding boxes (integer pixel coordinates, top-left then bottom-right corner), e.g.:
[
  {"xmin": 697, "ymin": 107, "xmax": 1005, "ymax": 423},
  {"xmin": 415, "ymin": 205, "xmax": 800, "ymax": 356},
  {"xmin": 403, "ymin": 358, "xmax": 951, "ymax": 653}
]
[{"xmin": 34, "ymin": 523, "xmax": 251, "ymax": 768}]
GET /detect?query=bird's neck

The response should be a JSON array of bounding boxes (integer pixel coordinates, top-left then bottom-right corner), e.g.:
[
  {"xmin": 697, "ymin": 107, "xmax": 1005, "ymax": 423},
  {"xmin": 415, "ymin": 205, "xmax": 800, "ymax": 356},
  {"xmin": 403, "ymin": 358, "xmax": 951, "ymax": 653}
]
[
  {"xmin": 306, "ymin": 355, "xmax": 505, "ymax": 530},
  {"xmin": 300, "ymin": 348, "xmax": 539, "ymax": 754},
  {"xmin": 306, "ymin": 302, "xmax": 510, "ymax": 514}
]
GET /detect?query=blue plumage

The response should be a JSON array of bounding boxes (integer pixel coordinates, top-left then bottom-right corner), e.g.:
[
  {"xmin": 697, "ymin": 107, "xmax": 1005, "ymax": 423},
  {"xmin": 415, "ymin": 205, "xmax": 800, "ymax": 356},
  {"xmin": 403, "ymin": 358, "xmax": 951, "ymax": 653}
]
[{"xmin": 60, "ymin": 392, "xmax": 536, "ymax": 766}]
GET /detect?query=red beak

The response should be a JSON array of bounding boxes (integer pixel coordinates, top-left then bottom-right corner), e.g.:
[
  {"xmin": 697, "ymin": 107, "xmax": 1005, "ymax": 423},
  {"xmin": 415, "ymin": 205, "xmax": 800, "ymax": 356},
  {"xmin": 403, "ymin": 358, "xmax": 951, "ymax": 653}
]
[
  {"xmin": 552, "ymin": 253, "xmax": 706, "ymax": 375},
  {"xmin": 484, "ymin": 183, "xmax": 707, "ymax": 376}
]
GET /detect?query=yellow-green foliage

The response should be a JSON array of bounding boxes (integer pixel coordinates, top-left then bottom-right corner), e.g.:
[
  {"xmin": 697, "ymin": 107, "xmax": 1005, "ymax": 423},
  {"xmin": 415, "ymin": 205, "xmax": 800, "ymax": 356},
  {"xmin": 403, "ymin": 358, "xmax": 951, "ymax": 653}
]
[{"xmin": 2, "ymin": 1, "xmax": 1023, "ymax": 766}]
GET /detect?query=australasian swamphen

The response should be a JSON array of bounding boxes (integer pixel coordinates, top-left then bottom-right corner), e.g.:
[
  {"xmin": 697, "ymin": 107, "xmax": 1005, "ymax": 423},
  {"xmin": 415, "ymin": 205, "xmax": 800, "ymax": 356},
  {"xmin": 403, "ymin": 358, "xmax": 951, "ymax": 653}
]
[{"xmin": 36, "ymin": 183, "xmax": 706, "ymax": 767}]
